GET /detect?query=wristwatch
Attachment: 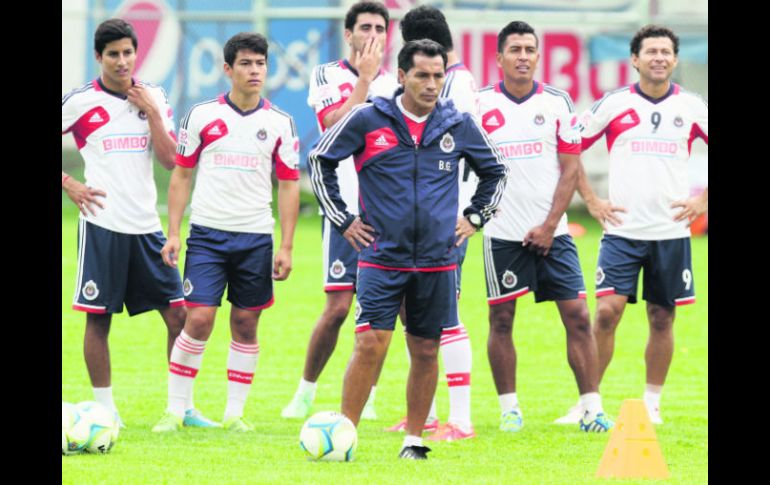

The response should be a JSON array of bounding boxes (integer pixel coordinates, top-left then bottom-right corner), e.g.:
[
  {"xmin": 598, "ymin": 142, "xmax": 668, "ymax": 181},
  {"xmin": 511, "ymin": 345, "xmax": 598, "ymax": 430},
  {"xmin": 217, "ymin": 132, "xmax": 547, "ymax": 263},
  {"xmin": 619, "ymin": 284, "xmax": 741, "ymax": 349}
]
[{"xmin": 466, "ymin": 212, "xmax": 482, "ymax": 230}]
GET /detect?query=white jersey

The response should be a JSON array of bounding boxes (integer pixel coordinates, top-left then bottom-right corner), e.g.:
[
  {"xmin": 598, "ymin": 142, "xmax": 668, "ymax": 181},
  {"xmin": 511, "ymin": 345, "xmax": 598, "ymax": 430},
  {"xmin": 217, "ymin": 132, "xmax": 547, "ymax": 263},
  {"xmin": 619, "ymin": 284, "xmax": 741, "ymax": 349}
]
[
  {"xmin": 61, "ymin": 78, "xmax": 175, "ymax": 234},
  {"xmin": 580, "ymin": 83, "xmax": 708, "ymax": 240},
  {"xmin": 176, "ymin": 94, "xmax": 300, "ymax": 234},
  {"xmin": 479, "ymin": 81, "xmax": 581, "ymax": 241},
  {"xmin": 308, "ymin": 59, "xmax": 399, "ymax": 215},
  {"xmin": 442, "ymin": 63, "xmax": 481, "ymax": 217}
]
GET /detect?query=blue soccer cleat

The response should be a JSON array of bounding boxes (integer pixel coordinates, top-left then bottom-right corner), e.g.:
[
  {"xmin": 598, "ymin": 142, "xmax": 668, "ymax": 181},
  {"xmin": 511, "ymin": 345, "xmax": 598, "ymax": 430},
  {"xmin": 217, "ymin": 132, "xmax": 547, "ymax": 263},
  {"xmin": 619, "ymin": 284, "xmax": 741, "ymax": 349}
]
[
  {"xmin": 580, "ymin": 412, "xmax": 614, "ymax": 432},
  {"xmin": 184, "ymin": 408, "xmax": 222, "ymax": 428}
]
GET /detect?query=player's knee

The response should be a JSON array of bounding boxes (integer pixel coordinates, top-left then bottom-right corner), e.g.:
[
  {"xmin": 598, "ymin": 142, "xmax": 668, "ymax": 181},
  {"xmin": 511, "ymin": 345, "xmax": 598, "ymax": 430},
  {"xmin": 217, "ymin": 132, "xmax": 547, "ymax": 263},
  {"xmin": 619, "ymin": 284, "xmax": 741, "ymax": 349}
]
[
  {"xmin": 354, "ymin": 332, "xmax": 386, "ymax": 361},
  {"xmin": 563, "ymin": 307, "xmax": 591, "ymax": 335},
  {"xmin": 648, "ymin": 307, "xmax": 674, "ymax": 333},
  {"xmin": 489, "ymin": 307, "xmax": 514, "ymax": 334},
  {"xmin": 323, "ymin": 302, "xmax": 351, "ymax": 327},
  {"xmin": 595, "ymin": 304, "xmax": 621, "ymax": 333},
  {"xmin": 163, "ymin": 307, "xmax": 186, "ymax": 334},
  {"xmin": 410, "ymin": 340, "xmax": 439, "ymax": 363},
  {"xmin": 185, "ymin": 313, "xmax": 215, "ymax": 338}
]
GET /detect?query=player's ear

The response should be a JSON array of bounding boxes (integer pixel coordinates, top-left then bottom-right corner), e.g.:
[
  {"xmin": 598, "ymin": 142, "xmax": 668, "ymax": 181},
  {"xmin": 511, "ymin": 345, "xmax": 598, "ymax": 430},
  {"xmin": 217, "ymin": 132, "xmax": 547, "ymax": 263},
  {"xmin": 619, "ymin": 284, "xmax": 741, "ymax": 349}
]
[{"xmin": 398, "ymin": 69, "xmax": 406, "ymax": 85}]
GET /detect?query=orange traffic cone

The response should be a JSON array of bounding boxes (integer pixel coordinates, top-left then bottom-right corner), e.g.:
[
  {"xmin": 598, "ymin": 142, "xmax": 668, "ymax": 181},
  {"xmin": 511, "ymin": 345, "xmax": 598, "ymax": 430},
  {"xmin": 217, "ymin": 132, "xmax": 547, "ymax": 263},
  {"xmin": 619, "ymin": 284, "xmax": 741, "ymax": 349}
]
[{"xmin": 596, "ymin": 399, "xmax": 670, "ymax": 479}]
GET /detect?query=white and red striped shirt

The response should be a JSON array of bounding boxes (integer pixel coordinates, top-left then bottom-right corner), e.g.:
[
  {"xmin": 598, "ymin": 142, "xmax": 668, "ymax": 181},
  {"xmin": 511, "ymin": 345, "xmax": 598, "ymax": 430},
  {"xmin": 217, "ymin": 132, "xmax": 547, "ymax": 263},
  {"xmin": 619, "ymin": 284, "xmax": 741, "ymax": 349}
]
[
  {"xmin": 61, "ymin": 78, "xmax": 175, "ymax": 234},
  {"xmin": 307, "ymin": 59, "xmax": 399, "ymax": 215},
  {"xmin": 479, "ymin": 81, "xmax": 581, "ymax": 241},
  {"xmin": 176, "ymin": 94, "xmax": 299, "ymax": 234},
  {"xmin": 580, "ymin": 83, "xmax": 708, "ymax": 240}
]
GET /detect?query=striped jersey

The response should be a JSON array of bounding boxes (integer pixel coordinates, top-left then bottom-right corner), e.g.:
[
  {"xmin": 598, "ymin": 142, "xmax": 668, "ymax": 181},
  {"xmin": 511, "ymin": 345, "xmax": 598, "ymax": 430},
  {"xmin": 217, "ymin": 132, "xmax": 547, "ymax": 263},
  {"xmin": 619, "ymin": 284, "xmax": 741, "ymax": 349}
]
[
  {"xmin": 443, "ymin": 63, "xmax": 482, "ymax": 218},
  {"xmin": 175, "ymin": 94, "xmax": 299, "ymax": 234},
  {"xmin": 580, "ymin": 83, "xmax": 708, "ymax": 240},
  {"xmin": 307, "ymin": 59, "xmax": 399, "ymax": 215},
  {"xmin": 479, "ymin": 81, "xmax": 581, "ymax": 241},
  {"xmin": 61, "ymin": 78, "xmax": 175, "ymax": 234}
]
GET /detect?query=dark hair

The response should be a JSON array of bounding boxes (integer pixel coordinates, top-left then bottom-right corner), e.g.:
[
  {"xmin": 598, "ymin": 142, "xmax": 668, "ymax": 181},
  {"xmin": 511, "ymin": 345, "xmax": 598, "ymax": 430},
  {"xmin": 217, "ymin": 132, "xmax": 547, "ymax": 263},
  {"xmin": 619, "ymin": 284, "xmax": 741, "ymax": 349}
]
[
  {"xmin": 223, "ymin": 32, "xmax": 269, "ymax": 66},
  {"xmin": 344, "ymin": 1, "xmax": 389, "ymax": 31},
  {"xmin": 398, "ymin": 39, "xmax": 447, "ymax": 72},
  {"xmin": 94, "ymin": 19, "xmax": 137, "ymax": 55},
  {"xmin": 400, "ymin": 5, "xmax": 452, "ymax": 50},
  {"xmin": 497, "ymin": 20, "xmax": 538, "ymax": 53},
  {"xmin": 630, "ymin": 25, "xmax": 679, "ymax": 56}
]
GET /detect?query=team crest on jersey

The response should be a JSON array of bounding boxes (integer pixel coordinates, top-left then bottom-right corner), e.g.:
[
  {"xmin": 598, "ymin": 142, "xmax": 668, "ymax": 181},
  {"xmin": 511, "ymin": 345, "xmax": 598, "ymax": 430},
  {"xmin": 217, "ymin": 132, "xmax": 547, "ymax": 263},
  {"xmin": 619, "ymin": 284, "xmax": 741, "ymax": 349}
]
[
  {"xmin": 183, "ymin": 278, "xmax": 194, "ymax": 296},
  {"xmin": 440, "ymin": 133, "xmax": 455, "ymax": 153},
  {"xmin": 138, "ymin": 110, "xmax": 147, "ymax": 120},
  {"xmin": 533, "ymin": 114, "xmax": 545, "ymax": 125},
  {"xmin": 595, "ymin": 267, "xmax": 605, "ymax": 285},
  {"xmin": 82, "ymin": 280, "xmax": 100, "ymax": 301},
  {"xmin": 674, "ymin": 116, "xmax": 683, "ymax": 127},
  {"xmin": 257, "ymin": 129, "xmax": 267, "ymax": 141},
  {"xmin": 329, "ymin": 259, "xmax": 346, "ymax": 279},
  {"xmin": 501, "ymin": 270, "xmax": 517, "ymax": 289}
]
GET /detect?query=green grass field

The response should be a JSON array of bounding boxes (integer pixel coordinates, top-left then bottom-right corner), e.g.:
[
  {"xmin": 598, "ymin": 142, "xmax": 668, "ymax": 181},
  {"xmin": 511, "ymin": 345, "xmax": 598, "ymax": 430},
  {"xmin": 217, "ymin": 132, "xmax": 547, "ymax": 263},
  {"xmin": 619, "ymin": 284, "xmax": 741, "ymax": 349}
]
[{"xmin": 61, "ymin": 173, "xmax": 708, "ymax": 484}]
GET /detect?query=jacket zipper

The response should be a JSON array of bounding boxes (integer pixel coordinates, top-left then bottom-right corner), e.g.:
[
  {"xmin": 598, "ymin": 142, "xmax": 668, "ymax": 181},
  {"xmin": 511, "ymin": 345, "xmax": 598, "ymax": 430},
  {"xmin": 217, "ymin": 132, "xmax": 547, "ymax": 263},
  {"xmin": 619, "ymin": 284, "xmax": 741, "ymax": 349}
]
[{"xmin": 413, "ymin": 142, "xmax": 419, "ymax": 268}]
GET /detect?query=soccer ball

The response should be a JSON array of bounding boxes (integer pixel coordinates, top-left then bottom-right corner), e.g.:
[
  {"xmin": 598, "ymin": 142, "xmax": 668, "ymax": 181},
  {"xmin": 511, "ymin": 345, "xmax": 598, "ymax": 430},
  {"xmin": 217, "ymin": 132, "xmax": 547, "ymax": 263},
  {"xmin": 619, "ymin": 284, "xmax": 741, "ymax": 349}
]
[
  {"xmin": 62, "ymin": 402, "xmax": 82, "ymax": 455},
  {"xmin": 299, "ymin": 411, "xmax": 357, "ymax": 462},
  {"xmin": 72, "ymin": 401, "xmax": 118, "ymax": 454}
]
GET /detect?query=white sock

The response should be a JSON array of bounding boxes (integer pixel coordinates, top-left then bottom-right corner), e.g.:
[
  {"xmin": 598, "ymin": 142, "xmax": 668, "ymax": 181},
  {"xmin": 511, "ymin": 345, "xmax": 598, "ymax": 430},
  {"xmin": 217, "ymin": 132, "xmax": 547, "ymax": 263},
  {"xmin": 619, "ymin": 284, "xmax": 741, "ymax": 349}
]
[
  {"xmin": 580, "ymin": 392, "xmax": 604, "ymax": 420},
  {"xmin": 499, "ymin": 392, "xmax": 520, "ymax": 415},
  {"xmin": 297, "ymin": 378, "xmax": 317, "ymax": 399},
  {"xmin": 185, "ymin": 391, "xmax": 195, "ymax": 413},
  {"xmin": 644, "ymin": 384, "xmax": 662, "ymax": 411},
  {"xmin": 168, "ymin": 330, "xmax": 206, "ymax": 419},
  {"xmin": 441, "ymin": 324, "xmax": 472, "ymax": 429},
  {"xmin": 427, "ymin": 397, "xmax": 438, "ymax": 421},
  {"xmin": 93, "ymin": 386, "xmax": 117, "ymax": 413},
  {"xmin": 402, "ymin": 434, "xmax": 423, "ymax": 448},
  {"xmin": 224, "ymin": 340, "xmax": 260, "ymax": 420}
]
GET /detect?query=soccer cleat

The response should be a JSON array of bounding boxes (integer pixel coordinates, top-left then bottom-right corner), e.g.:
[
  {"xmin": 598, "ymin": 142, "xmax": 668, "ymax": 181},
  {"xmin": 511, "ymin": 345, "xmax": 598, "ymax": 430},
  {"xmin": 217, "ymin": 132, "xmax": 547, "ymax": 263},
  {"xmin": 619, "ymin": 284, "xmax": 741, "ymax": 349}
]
[
  {"xmin": 398, "ymin": 445, "xmax": 431, "ymax": 460},
  {"xmin": 646, "ymin": 404, "xmax": 663, "ymax": 425},
  {"xmin": 385, "ymin": 416, "xmax": 440, "ymax": 432},
  {"xmin": 184, "ymin": 408, "xmax": 222, "ymax": 428},
  {"xmin": 361, "ymin": 397, "xmax": 378, "ymax": 420},
  {"xmin": 425, "ymin": 422, "xmax": 476, "ymax": 442},
  {"xmin": 151, "ymin": 411, "xmax": 183, "ymax": 433},
  {"xmin": 554, "ymin": 402, "xmax": 584, "ymax": 424},
  {"xmin": 281, "ymin": 393, "xmax": 312, "ymax": 419},
  {"xmin": 223, "ymin": 416, "xmax": 255, "ymax": 432},
  {"xmin": 499, "ymin": 409, "xmax": 524, "ymax": 432},
  {"xmin": 580, "ymin": 412, "xmax": 614, "ymax": 432}
]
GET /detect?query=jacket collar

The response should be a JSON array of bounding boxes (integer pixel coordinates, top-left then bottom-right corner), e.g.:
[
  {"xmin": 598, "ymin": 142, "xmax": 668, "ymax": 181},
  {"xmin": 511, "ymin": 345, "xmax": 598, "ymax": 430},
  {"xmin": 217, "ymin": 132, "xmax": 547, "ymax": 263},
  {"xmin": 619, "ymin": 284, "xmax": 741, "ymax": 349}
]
[{"xmin": 371, "ymin": 88, "xmax": 464, "ymax": 146}]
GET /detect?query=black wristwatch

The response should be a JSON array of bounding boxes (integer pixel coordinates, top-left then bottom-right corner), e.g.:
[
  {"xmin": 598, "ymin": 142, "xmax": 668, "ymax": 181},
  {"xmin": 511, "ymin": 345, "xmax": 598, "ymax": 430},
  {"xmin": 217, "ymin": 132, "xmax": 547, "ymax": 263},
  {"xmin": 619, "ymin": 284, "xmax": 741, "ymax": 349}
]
[{"xmin": 466, "ymin": 212, "xmax": 483, "ymax": 230}]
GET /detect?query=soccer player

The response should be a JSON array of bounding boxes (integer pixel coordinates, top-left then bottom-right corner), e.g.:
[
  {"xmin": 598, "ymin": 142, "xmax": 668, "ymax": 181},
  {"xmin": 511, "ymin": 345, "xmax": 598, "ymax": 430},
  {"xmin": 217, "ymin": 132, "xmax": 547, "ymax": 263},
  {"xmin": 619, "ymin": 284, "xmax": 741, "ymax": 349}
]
[
  {"xmin": 383, "ymin": 4, "xmax": 479, "ymax": 442},
  {"xmin": 560, "ymin": 25, "xmax": 708, "ymax": 425},
  {"xmin": 309, "ymin": 39, "xmax": 506, "ymax": 459},
  {"xmin": 151, "ymin": 32, "xmax": 300, "ymax": 432},
  {"xmin": 281, "ymin": 1, "xmax": 398, "ymax": 421},
  {"xmin": 478, "ymin": 21, "xmax": 612, "ymax": 433},
  {"xmin": 61, "ymin": 18, "xmax": 213, "ymax": 427}
]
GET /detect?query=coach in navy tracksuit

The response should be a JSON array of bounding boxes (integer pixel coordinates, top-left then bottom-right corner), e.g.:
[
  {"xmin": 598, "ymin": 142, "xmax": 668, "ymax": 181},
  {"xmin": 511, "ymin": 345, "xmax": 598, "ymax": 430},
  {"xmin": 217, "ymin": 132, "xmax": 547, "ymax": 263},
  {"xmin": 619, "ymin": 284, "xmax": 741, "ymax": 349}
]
[{"xmin": 309, "ymin": 39, "xmax": 506, "ymax": 460}]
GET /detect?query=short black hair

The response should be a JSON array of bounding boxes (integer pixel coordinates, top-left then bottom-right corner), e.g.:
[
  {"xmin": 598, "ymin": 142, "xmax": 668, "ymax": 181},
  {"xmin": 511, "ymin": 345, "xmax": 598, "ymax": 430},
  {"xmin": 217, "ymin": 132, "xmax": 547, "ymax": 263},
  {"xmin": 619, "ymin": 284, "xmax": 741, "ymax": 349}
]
[
  {"xmin": 398, "ymin": 39, "xmax": 447, "ymax": 73},
  {"xmin": 94, "ymin": 19, "xmax": 137, "ymax": 55},
  {"xmin": 344, "ymin": 1, "xmax": 389, "ymax": 31},
  {"xmin": 630, "ymin": 25, "xmax": 679, "ymax": 56},
  {"xmin": 400, "ymin": 5, "xmax": 453, "ymax": 50},
  {"xmin": 497, "ymin": 20, "xmax": 538, "ymax": 53},
  {"xmin": 223, "ymin": 32, "xmax": 269, "ymax": 66}
]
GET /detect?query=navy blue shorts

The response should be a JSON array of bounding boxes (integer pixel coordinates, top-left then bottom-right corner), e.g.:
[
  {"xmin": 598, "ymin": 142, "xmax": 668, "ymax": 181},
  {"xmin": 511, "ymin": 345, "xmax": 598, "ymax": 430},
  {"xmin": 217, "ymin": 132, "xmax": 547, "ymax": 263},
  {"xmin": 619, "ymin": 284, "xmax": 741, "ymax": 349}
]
[
  {"xmin": 483, "ymin": 234, "xmax": 587, "ymax": 305},
  {"xmin": 354, "ymin": 264, "xmax": 459, "ymax": 339},
  {"xmin": 72, "ymin": 220, "xmax": 184, "ymax": 316},
  {"xmin": 182, "ymin": 224, "xmax": 274, "ymax": 311},
  {"xmin": 595, "ymin": 235, "xmax": 695, "ymax": 307},
  {"xmin": 322, "ymin": 216, "xmax": 357, "ymax": 292}
]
